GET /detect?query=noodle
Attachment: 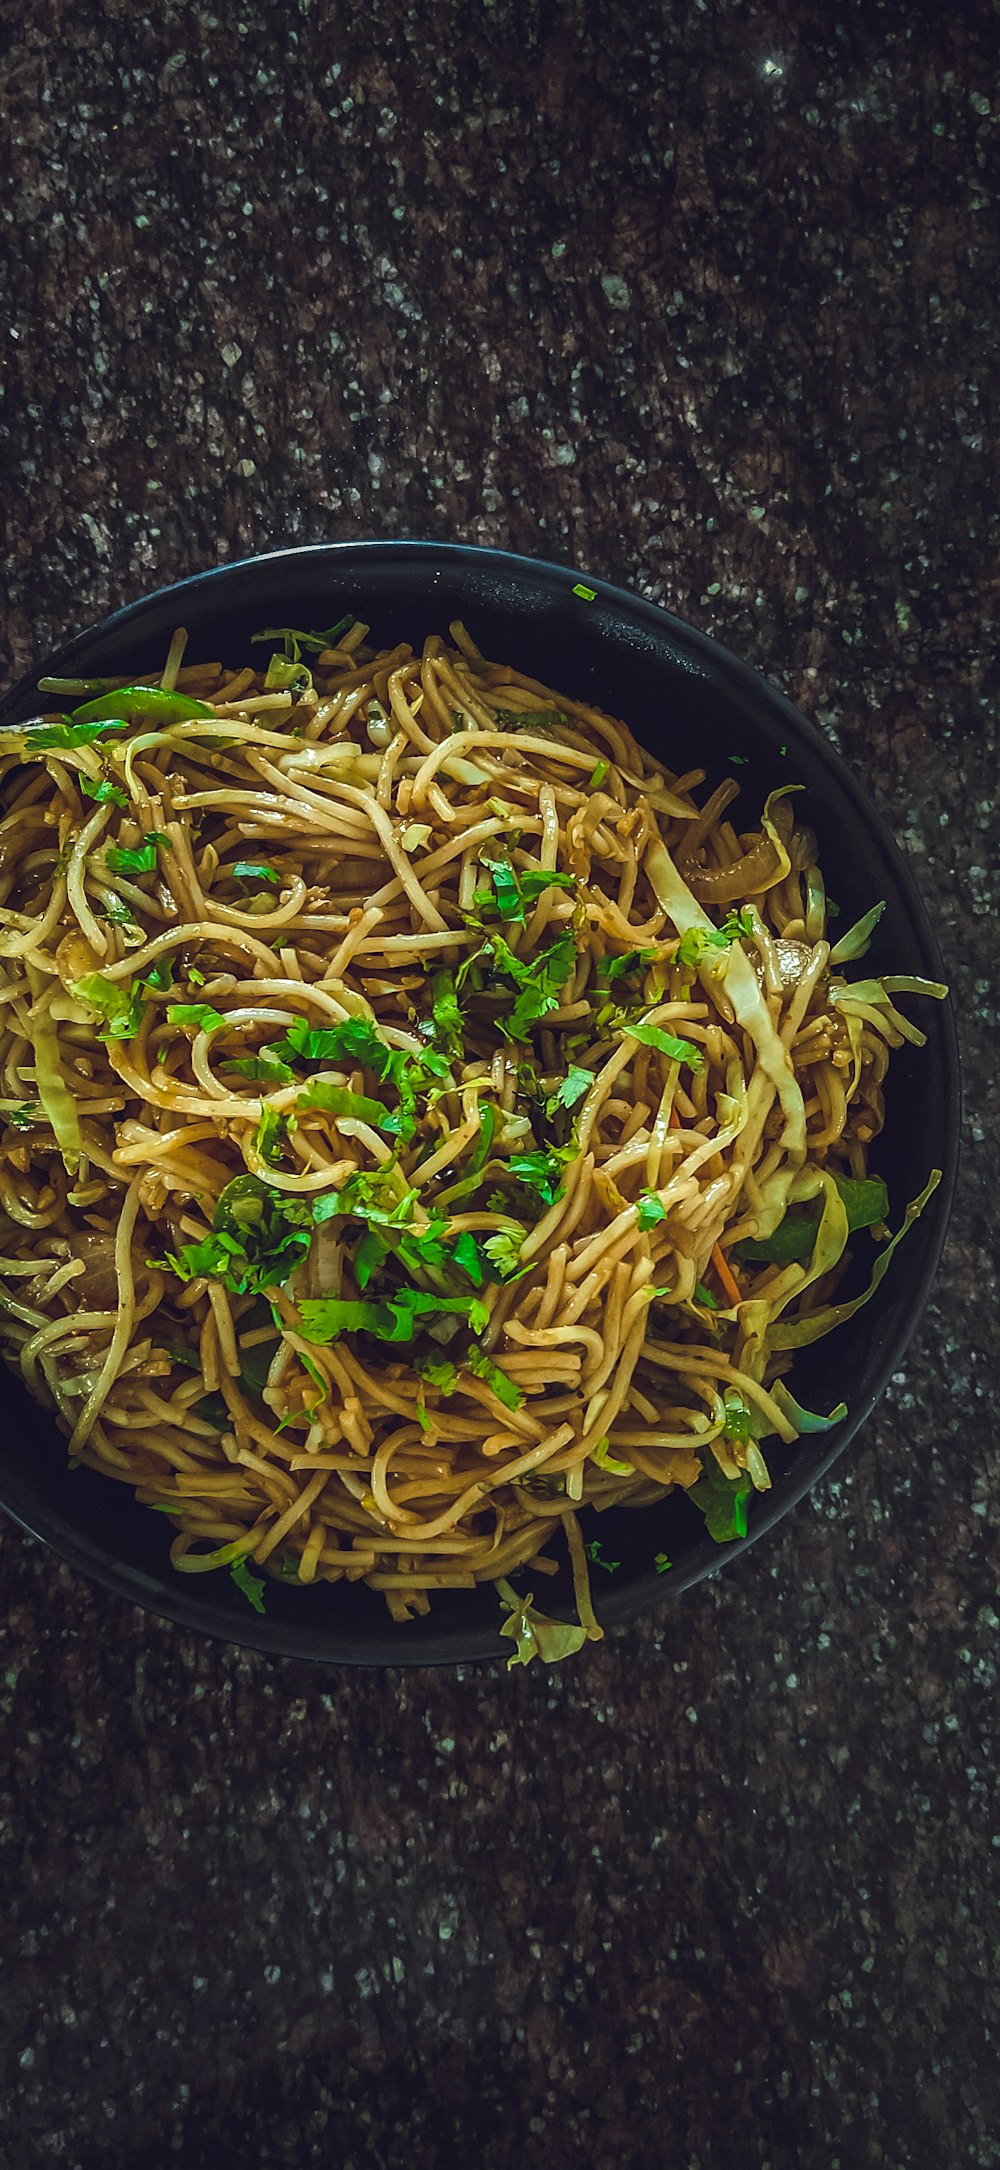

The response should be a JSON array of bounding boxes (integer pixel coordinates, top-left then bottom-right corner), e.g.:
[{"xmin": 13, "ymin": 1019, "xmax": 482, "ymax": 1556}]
[{"xmin": 0, "ymin": 620, "xmax": 947, "ymax": 1636}]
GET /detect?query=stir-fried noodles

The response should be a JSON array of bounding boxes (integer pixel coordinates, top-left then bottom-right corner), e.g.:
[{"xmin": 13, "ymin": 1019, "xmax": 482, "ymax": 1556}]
[{"xmin": 0, "ymin": 617, "xmax": 945, "ymax": 1651}]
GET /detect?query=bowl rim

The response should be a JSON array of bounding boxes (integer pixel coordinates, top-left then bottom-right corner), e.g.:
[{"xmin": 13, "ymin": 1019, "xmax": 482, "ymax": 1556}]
[{"xmin": 0, "ymin": 538, "xmax": 961, "ymax": 1666}]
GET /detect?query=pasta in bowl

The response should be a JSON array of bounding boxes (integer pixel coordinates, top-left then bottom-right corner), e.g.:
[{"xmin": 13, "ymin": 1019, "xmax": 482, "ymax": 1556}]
[{"xmin": 0, "ymin": 589, "xmax": 949, "ymax": 1665}]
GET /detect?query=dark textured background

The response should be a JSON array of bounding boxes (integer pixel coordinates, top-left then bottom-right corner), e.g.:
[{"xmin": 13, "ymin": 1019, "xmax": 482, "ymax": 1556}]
[{"xmin": 1, "ymin": 4, "xmax": 998, "ymax": 2167}]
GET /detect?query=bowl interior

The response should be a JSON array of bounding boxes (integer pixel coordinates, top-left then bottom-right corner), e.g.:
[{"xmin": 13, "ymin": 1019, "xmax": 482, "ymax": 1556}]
[{"xmin": 0, "ymin": 543, "xmax": 959, "ymax": 1664}]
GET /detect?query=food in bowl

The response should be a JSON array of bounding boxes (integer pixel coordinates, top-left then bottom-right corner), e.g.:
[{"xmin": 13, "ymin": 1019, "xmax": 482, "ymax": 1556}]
[{"xmin": 0, "ymin": 615, "xmax": 946, "ymax": 1661}]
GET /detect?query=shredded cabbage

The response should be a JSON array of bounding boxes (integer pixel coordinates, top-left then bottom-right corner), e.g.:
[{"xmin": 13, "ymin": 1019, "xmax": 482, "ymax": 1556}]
[
  {"xmin": 829, "ymin": 900, "xmax": 885, "ymax": 964},
  {"xmin": 32, "ymin": 1006, "xmax": 82, "ymax": 1171},
  {"xmin": 768, "ymin": 1170, "xmax": 941, "ymax": 1348}
]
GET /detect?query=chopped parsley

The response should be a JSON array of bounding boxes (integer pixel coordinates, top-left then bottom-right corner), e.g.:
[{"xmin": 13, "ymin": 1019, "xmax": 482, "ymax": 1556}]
[
  {"xmin": 415, "ymin": 1355, "xmax": 459, "ymax": 1395},
  {"xmin": 482, "ymin": 1228, "xmax": 526, "ymax": 1279},
  {"xmin": 222, "ymin": 1051, "xmax": 295, "ymax": 1085}
]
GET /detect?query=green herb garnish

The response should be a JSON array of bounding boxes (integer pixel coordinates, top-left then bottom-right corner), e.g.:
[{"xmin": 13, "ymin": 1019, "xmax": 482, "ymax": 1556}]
[
  {"xmin": 637, "ymin": 1192, "xmax": 667, "ymax": 1230},
  {"xmin": 297, "ymin": 1290, "xmax": 486, "ymax": 1347},
  {"xmin": 106, "ymin": 833, "xmax": 168, "ymax": 876},
  {"xmin": 166, "ymin": 1003, "xmax": 227, "ymax": 1032},
  {"xmin": 675, "ymin": 910, "xmax": 755, "ymax": 970},
  {"xmin": 622, "ymin": 1016, "xmax": 704, "ymax": 1071},
  {"xmin": 79, "ymin": 774, "xmax": 129, "ymax": 809},
  {"xmin": 466, "ymin": 1347, "xmax": 523, "ymax": 1409},
  {"xmin": 231, "ymin": 861, "xmax": 281, "ymax": 888},
  {"xmin": 19, "ymin": 717, "xmax": 130, "ymax": 751}
]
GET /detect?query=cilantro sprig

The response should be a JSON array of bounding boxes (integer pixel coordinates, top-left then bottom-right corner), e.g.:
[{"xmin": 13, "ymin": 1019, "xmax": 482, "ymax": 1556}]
[
  {"xmin": 458, "ymin": 929, "xmax": 576, "ymax": 1040},
  {"xmin": 150, "ymin": 1174, "xmax": 311, "ymax": 1297},
  {"xmin": 469, "ymin": 852, "xmax": 575, "ymax": 929}
]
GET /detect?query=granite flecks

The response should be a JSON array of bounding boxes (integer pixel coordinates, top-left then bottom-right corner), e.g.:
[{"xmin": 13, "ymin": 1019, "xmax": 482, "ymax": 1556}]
[{"xmin": 2, "ymin": 4, "xmax": 999, "ymax": 2168}]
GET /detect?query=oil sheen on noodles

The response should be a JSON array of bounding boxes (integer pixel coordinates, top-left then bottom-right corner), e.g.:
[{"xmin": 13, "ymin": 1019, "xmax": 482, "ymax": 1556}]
[{"xmin": 0, "ymin": 617, "xmax": 946, "ymax": 1650}]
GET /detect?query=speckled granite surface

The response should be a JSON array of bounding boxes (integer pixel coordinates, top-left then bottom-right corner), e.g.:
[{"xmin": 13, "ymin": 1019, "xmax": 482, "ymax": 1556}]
[{"xmin": 1, "ymin": 5, "xmax": 998, "ymax": 2166}]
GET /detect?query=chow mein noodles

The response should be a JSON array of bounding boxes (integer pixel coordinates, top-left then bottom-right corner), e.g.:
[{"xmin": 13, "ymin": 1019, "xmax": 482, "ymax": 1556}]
[{"xmin": 0, "ymin": 616, "xmax": 945, "ymax": 1656}]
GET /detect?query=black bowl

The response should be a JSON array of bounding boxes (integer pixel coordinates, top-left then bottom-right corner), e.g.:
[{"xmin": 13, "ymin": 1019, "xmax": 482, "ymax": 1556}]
[{"xmin": 0, "ymin": 542, "xmax": 959, "ymax": 1665}]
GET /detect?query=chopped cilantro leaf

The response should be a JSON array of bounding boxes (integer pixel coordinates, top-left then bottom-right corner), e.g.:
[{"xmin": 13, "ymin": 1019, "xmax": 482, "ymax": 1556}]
[
  {"xmin": 585, "ymin": 1539, "xmax": 620, "ymax": 1573},
  {"xmin": 675, "ymin": 910, "xmax": 754, "ymax": 970},
  {"xmin": 5, "ymin": 1100, "xmax": 40, "ymax": 1129},
  {"xmin": 254, "ymin": 1104, "xmax": 290, "ymax": 1165},
  {"xmin": 466, "ymin": 1348, "xmax": 523, "ymax": 1409},
  {"xmin": 80, "ymin": 773, "xmax": 128, "ymax": 808},
  {"xmin": 106, "ymin": 833, "xmax": 166, "ymax": 876},
  {"xmin": 297, "ymin": 1290, "xmax": 482, "ymax": 1346},
  {"xmin": 229, "ymin": 1553, "xmax": 267, "ymax": 1614},
  {"xmin": 222, "ymin": 1051, "xmax": 295, "ymax": 1085},
  {"xmin": 166, "ymin": 1003, "xmax": 227, "ymax": 1032},
  {"xmin": 21, "ymin": 716, "xmax": 130, "ymax": 751},
  {"xmin": 150, "ymin": 1175, "xmax": 310, "ymax": 1296},
  {"xmin": 545, "ymin": 1065, "xmax": 591, "ymax": 1119},
  {"xmin": 459, "ymin": 929, "xmax": 576, "ymax": 1040},
  {"xmin": 622, "ymin": 1016, "xmax": 704, "ymax": 1071},
  {"xmin": 598, "ymin": 947, "xmax": 658, "ymax": 984},
  {"xmin": 637, "ymin": 1192, "xmax": 666, "ymax": 1230},
  {"xmin": 231, "ymin": 860, "xmax": 281, "ymax": 887},
  {"xmin": 415, "ymin": 1355, "xmax": 459, "ymax": 1395}
]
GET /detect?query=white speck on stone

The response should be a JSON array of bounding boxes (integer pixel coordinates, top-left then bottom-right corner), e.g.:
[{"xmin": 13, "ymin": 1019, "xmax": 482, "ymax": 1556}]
[
  {"xmin": 601, "ymin": 273, "xmax": 631, "ymax": 310},
  {"xmin": 221, "ymin": 342, "xmax": 242, "ymax": 368}
]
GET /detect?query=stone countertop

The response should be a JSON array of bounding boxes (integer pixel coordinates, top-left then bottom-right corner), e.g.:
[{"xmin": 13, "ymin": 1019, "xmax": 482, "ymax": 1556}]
[{"xmin": 1, "ymin": 5, "xmax": 997, "ymax": 2167}]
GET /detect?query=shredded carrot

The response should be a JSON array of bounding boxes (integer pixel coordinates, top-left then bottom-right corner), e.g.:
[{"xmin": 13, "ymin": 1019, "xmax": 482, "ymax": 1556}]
[{"xmin": 711, "ymin": 1241, "xmax": 743, "ymax": 1308}]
